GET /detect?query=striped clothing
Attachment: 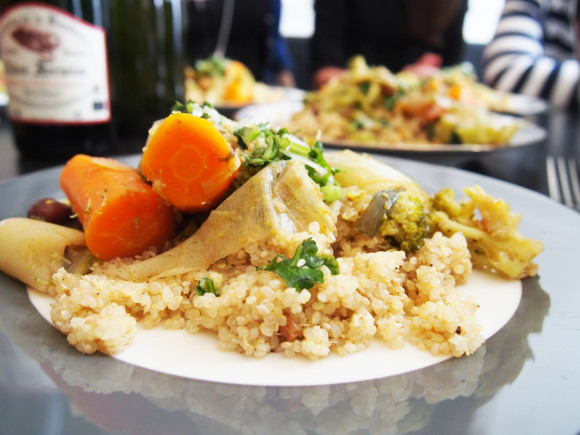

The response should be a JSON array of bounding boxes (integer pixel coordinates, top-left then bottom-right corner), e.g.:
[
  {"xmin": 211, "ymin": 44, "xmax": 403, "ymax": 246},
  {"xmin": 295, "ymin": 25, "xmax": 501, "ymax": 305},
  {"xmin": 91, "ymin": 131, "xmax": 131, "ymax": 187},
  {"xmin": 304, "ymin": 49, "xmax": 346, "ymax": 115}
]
[{"xmin": 483, "ymin": 0, "xmax": 580, "ymax": 109}]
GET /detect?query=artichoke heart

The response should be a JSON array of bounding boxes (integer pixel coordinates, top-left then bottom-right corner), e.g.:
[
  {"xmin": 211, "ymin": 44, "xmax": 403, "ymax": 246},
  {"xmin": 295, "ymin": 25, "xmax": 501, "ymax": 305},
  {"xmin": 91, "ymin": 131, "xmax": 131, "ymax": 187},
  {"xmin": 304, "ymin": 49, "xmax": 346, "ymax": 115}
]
[
  {"xmin": 127, "ymin": 160, "xmax": 336, "ymax": 280},
  {"xmin": 325, "ymin": 150, "xmax": 429, "ymax": 203}
]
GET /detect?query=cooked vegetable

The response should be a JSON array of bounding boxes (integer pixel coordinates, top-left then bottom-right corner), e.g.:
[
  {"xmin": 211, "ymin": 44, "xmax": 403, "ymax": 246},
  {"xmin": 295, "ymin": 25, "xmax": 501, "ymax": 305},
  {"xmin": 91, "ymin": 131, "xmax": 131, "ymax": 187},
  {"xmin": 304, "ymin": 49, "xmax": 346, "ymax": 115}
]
[
  {"xmin": 127, "ymin": 160, "xmax": 336, "ymax": 281},
  {"xmin": 431, "ymin": 185, "xmax": 543, "ymax": 279},
  {"xmin": 27, "ymin": 197, "xmax": 73, "ymax": 225},
  {"xmin": 324, "ymin": 150, "xmax": 429, "ymax": 203},
  {"xmin": 141, "ymin": 111, "xmax": 241, "ymax": 213},
  {"xmin": 434, "ymin": 111, "xmax": 521, "ymax": 145},
  {"xmin": 185, "ymin": 56, "xmax": 258, "ymax": 105},
  {"xmin": 356, "ymin": 189, "xmax": 429, "ymax": 253},
  {"xmin": 60, "ymin": 154, "xmax": 175, "ymax": 260},
  {"xmin": 0, "ymin": 217, "xmax": 86, "ymax": 292},
  {"xmin": 356, "ymin": 189, "xmax": 401, "ymax": 237},
  {"xmin": 195, "ymin": 277, "xmax": 220, "ymax": 296},
  {"xmin": 260, "ymin": 238, "xmax": 340, "ymax": 290},
  {"xmin": 381, "ymin": 190, "xmax": 429, "ymax": 252},
  {"xmin": 234, "ymin": 123, "xmax": 342, "ymax": 201}
]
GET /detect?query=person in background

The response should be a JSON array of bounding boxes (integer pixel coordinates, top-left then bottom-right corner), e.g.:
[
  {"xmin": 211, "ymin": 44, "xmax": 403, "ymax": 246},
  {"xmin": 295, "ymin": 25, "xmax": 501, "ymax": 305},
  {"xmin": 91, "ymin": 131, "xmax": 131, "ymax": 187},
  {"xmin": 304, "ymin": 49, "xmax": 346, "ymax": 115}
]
[
  {"xmin": 483, "ymin": 0, "xmax": 580, "ymax": 110},
  {"xmin": 186, "ymin": 0, "xmax": 295, "ymax": 87},
  {"xmin": 310, "ymin": 0, "xmax": 468, "ymax": 89}
]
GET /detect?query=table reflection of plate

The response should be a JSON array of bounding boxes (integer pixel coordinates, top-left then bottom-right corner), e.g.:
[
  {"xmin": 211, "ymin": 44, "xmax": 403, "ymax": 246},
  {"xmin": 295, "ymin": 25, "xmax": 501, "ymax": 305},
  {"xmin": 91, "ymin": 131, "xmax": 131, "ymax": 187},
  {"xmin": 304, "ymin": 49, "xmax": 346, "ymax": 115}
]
[
  {"xmin": 0, "ymin": 154, "xmax": 528, "ymax": 387},
  {"xmin": 236, "ymin": 102, "xmax": 547, "ymax": 153}
]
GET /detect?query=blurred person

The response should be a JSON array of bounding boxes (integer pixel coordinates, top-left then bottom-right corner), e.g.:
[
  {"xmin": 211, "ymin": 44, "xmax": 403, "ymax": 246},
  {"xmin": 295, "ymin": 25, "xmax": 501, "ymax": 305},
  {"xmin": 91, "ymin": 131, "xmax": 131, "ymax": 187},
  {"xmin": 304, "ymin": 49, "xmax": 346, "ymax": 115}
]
[
  {"xmin": 310, "ymin": 0, "xmax": 468, "ymax": 88},
  {"xmin": 483, "ymin": 0, "xmax": 580, "ymax": 110},
  {"xmin": 187, "ymin": 0, "xmax": 295, "ymax": 87}
]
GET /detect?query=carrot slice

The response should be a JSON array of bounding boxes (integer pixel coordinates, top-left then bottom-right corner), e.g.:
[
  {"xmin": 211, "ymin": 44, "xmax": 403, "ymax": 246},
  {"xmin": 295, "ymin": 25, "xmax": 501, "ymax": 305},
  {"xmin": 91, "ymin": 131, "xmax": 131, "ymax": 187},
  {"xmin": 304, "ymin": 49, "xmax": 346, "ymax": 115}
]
[
  {"xmin": 60, "ymin": 154, "xmax": 175, "ymax": 260},
  {"xmin": 224, "ymin": 60, "xmax": 255, "ymax": 103},
  {"xmin": 140, "ymin": 112, "xmax": 240, "ymax": 213}
]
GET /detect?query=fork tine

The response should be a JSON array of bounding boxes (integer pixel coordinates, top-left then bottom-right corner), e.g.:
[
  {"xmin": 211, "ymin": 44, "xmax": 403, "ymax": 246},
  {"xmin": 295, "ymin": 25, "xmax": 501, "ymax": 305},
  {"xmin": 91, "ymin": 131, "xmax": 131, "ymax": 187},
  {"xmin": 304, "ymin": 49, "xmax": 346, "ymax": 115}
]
[
  {"xmin": 556, "ymin": 157, "xmax": 574, "ymax": 207},
  {"xmin": 546, "ymin": 155, "xmax": 561, "ymax": 203},
  {"xmin": 567, "ymin": 158, "xmax": 580, "ymax": 208}
]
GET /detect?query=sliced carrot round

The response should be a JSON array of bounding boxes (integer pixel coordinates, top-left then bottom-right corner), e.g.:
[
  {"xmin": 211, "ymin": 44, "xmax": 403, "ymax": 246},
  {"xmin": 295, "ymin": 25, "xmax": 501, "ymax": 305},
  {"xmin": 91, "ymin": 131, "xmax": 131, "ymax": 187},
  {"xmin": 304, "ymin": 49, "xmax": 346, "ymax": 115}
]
[{"xmin": 140, "ymin": 112, "xmax": 240, "ymax": 213}]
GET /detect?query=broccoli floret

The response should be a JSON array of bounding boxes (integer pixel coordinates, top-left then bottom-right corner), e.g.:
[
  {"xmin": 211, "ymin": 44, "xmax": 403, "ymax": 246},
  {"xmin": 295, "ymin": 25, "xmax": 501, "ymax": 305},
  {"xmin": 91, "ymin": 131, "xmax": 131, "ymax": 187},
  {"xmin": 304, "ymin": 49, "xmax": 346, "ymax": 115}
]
[
  {"xmin": 431, "ymin": 185, "xmax": 543, "ymax": 279},
  {"xmin": 357, "ymin": 189, "xmax": 429, "ymax": 253},
  {"xmin": 380, "ymin": 190, "xmax": 429, "ymax": 252}
]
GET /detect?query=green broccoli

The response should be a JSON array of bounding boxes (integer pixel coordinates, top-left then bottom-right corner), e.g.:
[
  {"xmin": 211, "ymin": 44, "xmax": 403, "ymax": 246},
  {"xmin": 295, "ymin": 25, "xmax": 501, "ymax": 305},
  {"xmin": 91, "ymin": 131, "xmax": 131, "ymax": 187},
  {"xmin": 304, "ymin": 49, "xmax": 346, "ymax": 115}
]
[{"xmin": 357, "ymin": 189, "xmax": 429, "ymax": 253}]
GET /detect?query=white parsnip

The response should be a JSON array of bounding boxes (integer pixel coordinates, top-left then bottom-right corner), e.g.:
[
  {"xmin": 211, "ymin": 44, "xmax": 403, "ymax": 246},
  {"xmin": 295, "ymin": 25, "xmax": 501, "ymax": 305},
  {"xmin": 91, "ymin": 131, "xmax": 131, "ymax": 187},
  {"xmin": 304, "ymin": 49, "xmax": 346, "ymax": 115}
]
[{"xmin": 0, "ymin": 218, "xmax": 86, "ymax": 292}]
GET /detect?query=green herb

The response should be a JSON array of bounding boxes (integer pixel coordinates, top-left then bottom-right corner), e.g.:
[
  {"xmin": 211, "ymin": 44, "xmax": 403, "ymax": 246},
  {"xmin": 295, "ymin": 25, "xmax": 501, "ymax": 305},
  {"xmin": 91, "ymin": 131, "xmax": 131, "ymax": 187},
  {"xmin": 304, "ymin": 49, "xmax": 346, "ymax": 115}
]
[
  {"xmin": 259, "ymin": 238, "xmax": 339, "ymax": 290},
  {"xmin": 234, "ymin": 124, "xmax": 343, "ymax": 201},
  {"xmin": 195, "ymin": 277, "xmax": 220, "ymax": 296},
  {"xmin": 449, "ymin": 131, "xmax": 463, "ymax": 145},
  {"xmin": 172, "ymin": 100, "xmax": 214, "ymax": 114},
  {"xmin": 194, "ymin": 55, "xmax": 227, "ymax": 77},
  {"xmin": 383, "ymin": 90, "xmax": 404, "ymax": 111},
  {"xmin": 348, "ymin": 120, "xmax": 365, "ymax": 131},
  {"xmin": 359, "ymin": 81, "xmax": 371, "ymax": 94}
]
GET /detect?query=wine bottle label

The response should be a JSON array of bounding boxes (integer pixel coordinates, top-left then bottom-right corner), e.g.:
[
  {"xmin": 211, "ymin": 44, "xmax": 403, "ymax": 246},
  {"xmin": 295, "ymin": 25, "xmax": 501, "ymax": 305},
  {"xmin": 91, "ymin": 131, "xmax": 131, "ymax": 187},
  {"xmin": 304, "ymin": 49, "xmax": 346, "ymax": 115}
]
[{"xmin": 0, "ymin": 4, "xmax": 111, "ymax": 124}]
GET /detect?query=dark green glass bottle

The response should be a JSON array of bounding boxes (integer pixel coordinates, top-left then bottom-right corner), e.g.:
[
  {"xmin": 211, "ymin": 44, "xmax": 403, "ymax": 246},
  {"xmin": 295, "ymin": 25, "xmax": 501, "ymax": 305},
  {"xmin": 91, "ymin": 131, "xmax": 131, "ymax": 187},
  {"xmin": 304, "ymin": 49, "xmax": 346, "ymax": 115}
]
[{"xmin": 107, "ymin": 0, "xmax": 186, "ymax": 149}]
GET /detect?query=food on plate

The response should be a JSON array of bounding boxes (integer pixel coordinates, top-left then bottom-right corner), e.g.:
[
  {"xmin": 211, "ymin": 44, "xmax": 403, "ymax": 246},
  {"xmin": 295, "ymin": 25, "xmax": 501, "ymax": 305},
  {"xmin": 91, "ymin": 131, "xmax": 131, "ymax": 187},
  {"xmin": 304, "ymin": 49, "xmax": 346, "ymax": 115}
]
[
  {"xmin": 0, "ymin": 218, "xmax": 86, "ymax": 292},
  {"xmin": 0, "ymin": 102, "xmax": 543, "ymax": 359},
  {"xmin": 432, "ymin": 186, "xmax": 544, "ymax": 279},
  {"xmin": 60, "ymin": 154, "xmax": 176, "ymax": 260},
  {"xmin": 141, "ymin": 111, "xmax": 241, "ymax": 213},
  {"xmin": 286, "ymin": 56, "xmax": 523, "ymax": 147},
  {"xmin": 184, "ymin": 55, "xmax": 287, "ymax": 106}
]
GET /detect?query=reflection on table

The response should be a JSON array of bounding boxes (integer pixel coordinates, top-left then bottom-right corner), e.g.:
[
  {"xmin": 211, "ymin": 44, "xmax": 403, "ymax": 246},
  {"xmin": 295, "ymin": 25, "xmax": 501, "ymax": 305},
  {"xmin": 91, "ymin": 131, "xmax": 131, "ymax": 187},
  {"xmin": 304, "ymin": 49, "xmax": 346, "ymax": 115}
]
[{"xmin": 0, "ymin": 270, "xmax": 549, "ymax": 435}]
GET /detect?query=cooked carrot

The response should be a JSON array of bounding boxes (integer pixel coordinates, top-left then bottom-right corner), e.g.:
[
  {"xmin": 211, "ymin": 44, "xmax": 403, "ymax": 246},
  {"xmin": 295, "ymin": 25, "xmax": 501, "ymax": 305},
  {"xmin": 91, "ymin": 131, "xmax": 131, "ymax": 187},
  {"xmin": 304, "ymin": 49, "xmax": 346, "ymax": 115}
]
[
  {"xmin": 224, "ymin": 60, "xmax": 254, "ymax": 103},
  {"xmin": 140, "ymin": 112, "xmax": 240, "ymax": 213},
  {"xmin": 59, "ymin": 154, "xmax": 175, "ymax": 260}
]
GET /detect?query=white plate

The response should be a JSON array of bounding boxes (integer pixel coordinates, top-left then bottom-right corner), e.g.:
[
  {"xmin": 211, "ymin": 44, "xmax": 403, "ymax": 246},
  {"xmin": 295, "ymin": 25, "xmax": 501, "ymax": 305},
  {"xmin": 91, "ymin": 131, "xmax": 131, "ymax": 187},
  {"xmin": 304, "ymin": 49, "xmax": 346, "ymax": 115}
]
[
  {"xmin": 27, "ymin": 271, "xmax": 520, "ymax": 387},
  {"xmin": 235, "ymin": 101, "xmax": 547, "ymax": 153},
  {"xmin": 499, "ymin": 93, "xmax": 548, "ymax": 115},
  {"xmin": 214, "ymin": 86, "xmax": 305, "ymax": 111}
]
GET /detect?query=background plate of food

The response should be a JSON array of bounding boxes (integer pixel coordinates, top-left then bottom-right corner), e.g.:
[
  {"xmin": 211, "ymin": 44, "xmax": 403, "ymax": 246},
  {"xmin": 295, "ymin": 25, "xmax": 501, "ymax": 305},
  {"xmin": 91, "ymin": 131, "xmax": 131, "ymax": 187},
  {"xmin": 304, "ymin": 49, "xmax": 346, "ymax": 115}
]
[
  {"xmin": 185, "ymin": 55, "xmax": 305, "ymax": 115},
  {"xmin": 236, "ymin": 100, "xmax": 547, "ymax": 153},
  {"xmin": 235, "ymin": 57, "xmax": 547, "ymax": 152}
]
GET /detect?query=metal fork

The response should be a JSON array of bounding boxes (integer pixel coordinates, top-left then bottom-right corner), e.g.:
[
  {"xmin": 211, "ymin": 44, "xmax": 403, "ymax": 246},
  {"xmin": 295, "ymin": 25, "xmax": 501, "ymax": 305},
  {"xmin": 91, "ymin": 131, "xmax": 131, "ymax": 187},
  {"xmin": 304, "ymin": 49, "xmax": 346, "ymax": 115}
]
[{"xmin": 546, "ymin": 156, "xmax": 580, "ymax": 210}]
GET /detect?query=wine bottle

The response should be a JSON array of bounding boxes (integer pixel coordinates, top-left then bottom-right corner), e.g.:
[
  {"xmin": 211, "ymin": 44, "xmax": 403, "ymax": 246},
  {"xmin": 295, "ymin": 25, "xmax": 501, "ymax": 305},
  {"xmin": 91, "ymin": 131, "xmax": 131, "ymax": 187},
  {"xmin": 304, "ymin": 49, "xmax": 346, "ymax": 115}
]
[
  {"xmin": 107, "ymin": 0, "xmax": 186, "ymax": 145},
  {"xmin": 0, "ymin": 1, "xmax": 115, "ymax": 160}
]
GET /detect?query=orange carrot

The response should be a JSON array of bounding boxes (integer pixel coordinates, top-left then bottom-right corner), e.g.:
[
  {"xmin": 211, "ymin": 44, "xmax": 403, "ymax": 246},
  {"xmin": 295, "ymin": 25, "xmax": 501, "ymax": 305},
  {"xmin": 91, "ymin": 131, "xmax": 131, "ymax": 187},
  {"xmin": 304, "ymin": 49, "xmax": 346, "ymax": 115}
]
[
  {"xmin": 224, "ymin": 60, "xmax": 255, "ymax": 103},
  {"xmin": 140, "ymin": 112, "xmax": 240, "ymax": 213},
  {"xmin": 60, "ymin": 154, "xmax": 175, "ymax": 260}
]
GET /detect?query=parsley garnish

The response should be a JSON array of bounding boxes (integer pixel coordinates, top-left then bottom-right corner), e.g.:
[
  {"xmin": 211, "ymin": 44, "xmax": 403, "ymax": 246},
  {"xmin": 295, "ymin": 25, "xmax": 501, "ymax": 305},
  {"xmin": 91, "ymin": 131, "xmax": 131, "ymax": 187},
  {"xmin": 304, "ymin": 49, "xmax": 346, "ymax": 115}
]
[
  {"xmin": 234, "ymin": 124, "xmax": 343, "ymax": 201},
  {"xmin": 259, "ymin": 238, "xmax": 339, "ymax": 291},
  {"xmin": 195, "ymin": 277, "xmax": 220, "ymax": 296}
]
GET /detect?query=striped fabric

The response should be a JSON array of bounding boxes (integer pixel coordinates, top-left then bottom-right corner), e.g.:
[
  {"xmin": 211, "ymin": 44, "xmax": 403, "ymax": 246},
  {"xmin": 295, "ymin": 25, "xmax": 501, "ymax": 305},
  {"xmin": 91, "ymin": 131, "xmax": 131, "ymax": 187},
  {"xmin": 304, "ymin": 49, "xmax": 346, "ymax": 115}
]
[{"xmin": 483, "ymin": 0, "xmax": 579, "ymax": 109}]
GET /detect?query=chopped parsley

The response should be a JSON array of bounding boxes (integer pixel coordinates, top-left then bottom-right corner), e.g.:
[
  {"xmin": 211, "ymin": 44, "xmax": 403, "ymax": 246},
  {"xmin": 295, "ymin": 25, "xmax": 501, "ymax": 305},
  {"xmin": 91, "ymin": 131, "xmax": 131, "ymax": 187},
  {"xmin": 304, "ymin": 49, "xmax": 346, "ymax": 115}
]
[
  {"xmin": 195, "ymin": 277, "xmax": 220, "ymax": 296},
  {"xmin": 259, "ymin": 238, "xmax": 339, "ymax": 291},
  {"xmin": 234, "ymin": 124, "xmax": 343, "ymax": 202}
]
